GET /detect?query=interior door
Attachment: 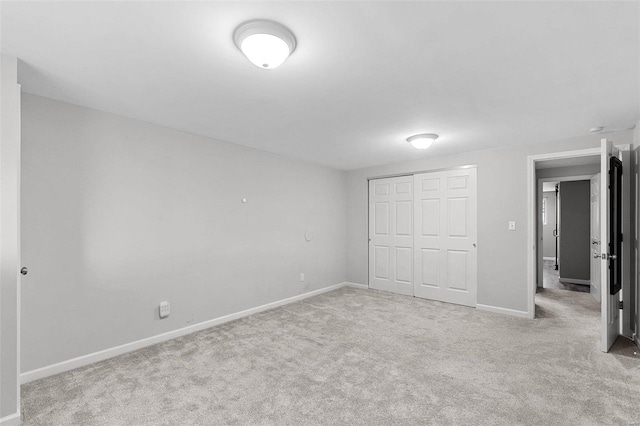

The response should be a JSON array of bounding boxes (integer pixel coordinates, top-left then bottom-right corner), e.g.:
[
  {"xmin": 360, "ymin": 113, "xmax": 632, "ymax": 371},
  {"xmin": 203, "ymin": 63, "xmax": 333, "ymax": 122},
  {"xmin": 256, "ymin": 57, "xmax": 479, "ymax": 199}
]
[
  {"xmin": 368, "ymin": 176, "xmax": 414, "ymax": 296},
  {"xmin": 600, "ymin": 139, "xmax": 621, "ymax": 352},
  {"xmin": 0, "ymin": 55, "xmax": 22, "ymax": 420},
  {"xmin": 590, "ymin": 174, "xmax": 601, "ymax": 303},
  {"xmin": 413, "ymin": 168, "xmax": 477, "ymax": 307}
]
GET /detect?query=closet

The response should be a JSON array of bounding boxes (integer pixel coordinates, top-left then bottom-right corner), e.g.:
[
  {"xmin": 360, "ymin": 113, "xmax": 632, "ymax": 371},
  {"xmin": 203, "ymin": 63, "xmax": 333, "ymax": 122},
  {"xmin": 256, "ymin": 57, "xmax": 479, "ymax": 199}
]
[{"xmin": 368, "ymin": 168, "xmax": 478, "ymax": 307}]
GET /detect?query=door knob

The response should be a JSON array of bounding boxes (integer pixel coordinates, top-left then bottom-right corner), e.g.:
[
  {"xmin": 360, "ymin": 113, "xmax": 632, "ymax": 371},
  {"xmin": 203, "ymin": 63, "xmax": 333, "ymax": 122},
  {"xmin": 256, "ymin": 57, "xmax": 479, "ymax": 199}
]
[
  {"xmin": 609, "ymin": 254, "xmax": 617, "ymax": 260},
  {"xmin": 593, "ymin": 253, "xmax": 600, "ymax": 259},
  {"xmin": 20, "ymin": 267, "xmax": 28, "ymax": 276}
]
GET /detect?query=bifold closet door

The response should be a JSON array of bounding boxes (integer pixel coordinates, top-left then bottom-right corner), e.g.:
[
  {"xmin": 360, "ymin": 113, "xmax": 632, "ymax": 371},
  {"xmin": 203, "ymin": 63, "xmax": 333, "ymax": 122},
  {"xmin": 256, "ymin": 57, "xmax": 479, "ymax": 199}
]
[
  {"xmin": 368, "ymin": 176, "xmax": 414, "ymax": 296},
  {"xmin": 413, "ymin": 168, "xmax": 477, "ymax": 307}
]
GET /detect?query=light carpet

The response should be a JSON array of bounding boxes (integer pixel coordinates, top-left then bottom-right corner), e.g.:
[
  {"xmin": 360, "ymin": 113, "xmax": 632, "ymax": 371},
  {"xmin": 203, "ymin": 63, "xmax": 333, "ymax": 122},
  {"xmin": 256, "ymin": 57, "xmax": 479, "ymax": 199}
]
[{"xmin": 21, "ymin": 287, "xmax": 640, "ymax": 425}]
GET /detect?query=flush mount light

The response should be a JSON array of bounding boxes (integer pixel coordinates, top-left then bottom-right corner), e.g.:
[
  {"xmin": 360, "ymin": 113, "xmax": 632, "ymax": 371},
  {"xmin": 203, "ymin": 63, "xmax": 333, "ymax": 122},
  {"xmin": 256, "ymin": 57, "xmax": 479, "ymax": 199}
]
[
  {"xmin": 589, "ymin": 127, "xmax": 604, "ymax": 133},
  {"xmin": 407, "ymin": 133, "xmax": 439, "ymax": 150},
  {"xmin": 233, "ymin": 19, "xmax": 296, "ymax": 69}
]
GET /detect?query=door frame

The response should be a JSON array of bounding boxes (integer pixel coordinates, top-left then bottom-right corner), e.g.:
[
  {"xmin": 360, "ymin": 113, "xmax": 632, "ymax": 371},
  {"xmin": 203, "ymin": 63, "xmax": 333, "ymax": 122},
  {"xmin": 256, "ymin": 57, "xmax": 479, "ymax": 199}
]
[{"xmin": 527, "ymin": 147, "xmax": 601, "ymax": 319}]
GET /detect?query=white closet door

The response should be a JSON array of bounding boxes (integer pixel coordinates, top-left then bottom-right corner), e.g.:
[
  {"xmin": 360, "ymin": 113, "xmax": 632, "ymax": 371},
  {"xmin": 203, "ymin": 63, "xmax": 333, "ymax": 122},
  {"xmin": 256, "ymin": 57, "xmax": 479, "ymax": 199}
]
[
  {"xmin": 413, "ymin": 168, "xmax": 477, "ymax": 307},
  {"xmin": 368, "ymin": 176, "xmax": 414, "ymax": 296}
]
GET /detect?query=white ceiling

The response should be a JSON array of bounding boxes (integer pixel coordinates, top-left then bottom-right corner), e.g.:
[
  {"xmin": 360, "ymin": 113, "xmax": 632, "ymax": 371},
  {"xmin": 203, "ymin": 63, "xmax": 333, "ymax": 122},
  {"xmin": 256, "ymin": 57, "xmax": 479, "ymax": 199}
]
[{"xmin": 2, "ymin": 1, "xmax": 638, "ymax": 170}]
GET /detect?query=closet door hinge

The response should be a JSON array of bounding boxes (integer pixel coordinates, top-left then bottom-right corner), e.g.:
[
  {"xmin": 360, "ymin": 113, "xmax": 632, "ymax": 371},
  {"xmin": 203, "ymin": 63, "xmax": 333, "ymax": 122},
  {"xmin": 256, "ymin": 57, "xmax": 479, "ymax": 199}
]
[{"xmin": 619, "ymin": 301, "xmax": 623, "ymax": 310}]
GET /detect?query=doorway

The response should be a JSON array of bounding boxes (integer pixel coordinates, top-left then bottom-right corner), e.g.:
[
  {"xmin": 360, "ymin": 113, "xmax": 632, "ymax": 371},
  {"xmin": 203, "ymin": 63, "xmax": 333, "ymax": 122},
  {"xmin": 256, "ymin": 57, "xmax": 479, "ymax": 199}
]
[
  {"xmin": 527, "ymin": 140, "xmax": 628, "ymax": 352},
  {"xmin": 538, "ymin": 177, "xmax": 595, "ymax": 294}
]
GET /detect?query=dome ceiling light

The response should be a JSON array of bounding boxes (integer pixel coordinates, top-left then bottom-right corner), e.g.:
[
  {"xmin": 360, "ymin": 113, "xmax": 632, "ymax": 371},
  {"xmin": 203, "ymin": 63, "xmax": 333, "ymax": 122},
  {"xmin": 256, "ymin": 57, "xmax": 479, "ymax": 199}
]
[
  {"xmin": 407, "ymin": 133, "xmax": 439, "ymax": 150},
  {"xmin": 233, "ymin": 19, "xmax": 296, "ymax": 69}
]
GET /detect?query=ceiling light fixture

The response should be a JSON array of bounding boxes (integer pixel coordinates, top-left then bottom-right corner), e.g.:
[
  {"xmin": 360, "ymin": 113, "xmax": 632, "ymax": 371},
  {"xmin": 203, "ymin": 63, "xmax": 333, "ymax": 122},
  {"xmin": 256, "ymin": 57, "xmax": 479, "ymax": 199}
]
[
  {"xmin": 589, "ymin": 127, "xmax": 604, "ymax": 133},
  {"xmin": 233, "ymin": 19, "xmax": 296, "ymax": 69},
  {"xmin": 407, "ymin": 133, "xmax": 439, "ymax": 150}
]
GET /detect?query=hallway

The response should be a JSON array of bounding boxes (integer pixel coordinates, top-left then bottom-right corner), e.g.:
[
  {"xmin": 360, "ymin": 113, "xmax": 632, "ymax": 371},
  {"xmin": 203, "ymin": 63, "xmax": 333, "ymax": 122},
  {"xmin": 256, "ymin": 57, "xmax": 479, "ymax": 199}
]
[{"xmin": 543, "ymin": 259, "xmax": 589, "ymax": 293}]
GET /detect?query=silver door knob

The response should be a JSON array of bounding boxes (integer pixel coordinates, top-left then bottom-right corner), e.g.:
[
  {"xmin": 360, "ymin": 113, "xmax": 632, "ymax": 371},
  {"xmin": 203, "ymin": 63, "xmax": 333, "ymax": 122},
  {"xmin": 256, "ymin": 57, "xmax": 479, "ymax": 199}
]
[
  {"xmin": 609, "ymin": 254, "xmax": 617, "ymax": 260},
  {"xmin": 593, "ymin": 253, "xmax": 600, "ymax": 259},
  {"xmin": 20, "ymin": 267, "xmax": 27, "ymax": 275}
]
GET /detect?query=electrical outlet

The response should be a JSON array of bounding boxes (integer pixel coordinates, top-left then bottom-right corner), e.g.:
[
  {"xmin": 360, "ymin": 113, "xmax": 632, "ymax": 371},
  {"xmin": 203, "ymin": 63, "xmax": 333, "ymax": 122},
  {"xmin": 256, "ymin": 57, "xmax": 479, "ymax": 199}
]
[
  {"xmin": 300, "ymin": 273, "xmax": 305, "ymax": 282},
  {"xmin": 159, "ymin": 301, "xmax": 170, "ymax": 319},
  {"xmin": 508, "ymin": 221, "xmax": 516, "ymax": 231}
]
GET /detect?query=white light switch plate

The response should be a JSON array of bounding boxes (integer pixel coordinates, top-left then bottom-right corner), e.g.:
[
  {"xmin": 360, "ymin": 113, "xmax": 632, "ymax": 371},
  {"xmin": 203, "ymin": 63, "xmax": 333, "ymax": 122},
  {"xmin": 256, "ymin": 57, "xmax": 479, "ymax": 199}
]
[{"xmin": 508, "ymin": 221, "xmax": 516, "ymax": 231}]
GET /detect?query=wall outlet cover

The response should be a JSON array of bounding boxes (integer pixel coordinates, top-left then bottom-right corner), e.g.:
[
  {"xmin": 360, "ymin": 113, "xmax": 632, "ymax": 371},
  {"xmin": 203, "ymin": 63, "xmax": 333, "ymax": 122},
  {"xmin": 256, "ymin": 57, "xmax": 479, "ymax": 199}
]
[{"xmin": 159, "ymin": 301, "xmax": 170, "ymax": 319}]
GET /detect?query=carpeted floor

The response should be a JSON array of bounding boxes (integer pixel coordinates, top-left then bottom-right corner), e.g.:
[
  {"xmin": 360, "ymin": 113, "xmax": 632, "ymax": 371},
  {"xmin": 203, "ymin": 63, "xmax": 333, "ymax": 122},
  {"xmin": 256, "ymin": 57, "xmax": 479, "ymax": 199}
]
[
  {"xmin": 21, "ymin": 287, "xmax": 640, "ymax": 425},
  {"xmin": 543, "ymin": 259, "xmax": 589, "ymax": 293}
]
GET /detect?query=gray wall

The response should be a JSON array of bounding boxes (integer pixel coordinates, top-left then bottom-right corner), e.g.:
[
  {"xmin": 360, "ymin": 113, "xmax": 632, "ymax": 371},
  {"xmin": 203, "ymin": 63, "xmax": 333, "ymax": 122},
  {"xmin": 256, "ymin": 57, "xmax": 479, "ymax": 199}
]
[
  {"xmin": 346, "ymin": 130, "xmax": 633, "ymax": 313},
  {"xmin": 542, "ymin": 190, "xmax": 557, "ymax": 258},
  {"xmin": 20, "ymin": 94, "xmax": 348, "ymax": 373},
  {"xmin": 1, "ymin": 55, "xmax": 21, "ymax": 422},
  {"xmin": 559, "ymin": 181, "xmax": 590, "ymax": 281}
]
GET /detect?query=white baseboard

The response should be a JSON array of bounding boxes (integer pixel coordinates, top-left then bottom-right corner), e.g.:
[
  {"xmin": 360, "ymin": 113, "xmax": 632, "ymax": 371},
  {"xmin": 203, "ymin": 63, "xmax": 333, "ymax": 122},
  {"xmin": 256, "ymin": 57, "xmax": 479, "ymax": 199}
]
[
  {"xmin": 21, "ymin": 282, "xmax": 350, "ymax": 384},
  {"xmin": 476, "ymin": 303, "xmax": 530, "ymax": 319},
  {"xmin": 0, "ymin": 413, "xmax": 20, "ymax": 426},
  {"xmin": 559, "ymin": 278, "xmax": 590, "ymax": 285},
  {"xmin": 343, "ymin": 282, "xmax": 368, "ymax": 290},
  {"xmin": 543, "ymin": 257, "xmax": 557, "ymax": 261}
]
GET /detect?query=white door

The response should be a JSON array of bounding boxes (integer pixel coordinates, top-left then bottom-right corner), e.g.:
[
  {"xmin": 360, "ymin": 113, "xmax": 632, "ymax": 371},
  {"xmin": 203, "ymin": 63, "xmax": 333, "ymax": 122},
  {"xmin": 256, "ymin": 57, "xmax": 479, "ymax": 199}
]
[
  {"xmin": 600, "ymin": 139, "xmax": 620, "ymax": 352},
  {"xmin": 1, "ymin": 55, "xmax": 22, "ymax": 419},
  {"xmin": 368, "ymin": 176, "xmax": 414, "ymax": 296},
  {"xmin": 413, "ymin": 168, "xmax": 477, "ymax": 307},
  {"xmin": 590, "ymin": 174, "xmax": 601, "ymax": 303}
]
